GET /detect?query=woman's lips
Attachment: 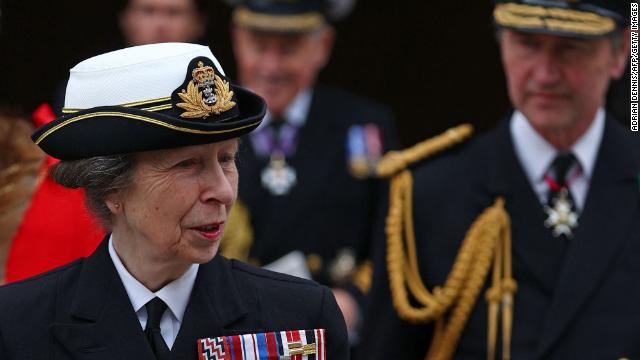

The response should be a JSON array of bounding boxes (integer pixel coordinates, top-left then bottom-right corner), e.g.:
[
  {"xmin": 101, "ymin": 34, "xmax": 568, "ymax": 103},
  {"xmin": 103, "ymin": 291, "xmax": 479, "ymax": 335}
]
[{"xmin": 192, "ymin": 222, "xmax": 223, "ymax": 240}]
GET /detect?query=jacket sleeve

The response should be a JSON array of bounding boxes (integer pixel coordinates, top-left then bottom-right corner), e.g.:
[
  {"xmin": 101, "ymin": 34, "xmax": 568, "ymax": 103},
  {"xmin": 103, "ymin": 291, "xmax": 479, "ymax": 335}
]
[{"xmin": 318, "ymin": 285, "xmax": 349, "ymax": 360}]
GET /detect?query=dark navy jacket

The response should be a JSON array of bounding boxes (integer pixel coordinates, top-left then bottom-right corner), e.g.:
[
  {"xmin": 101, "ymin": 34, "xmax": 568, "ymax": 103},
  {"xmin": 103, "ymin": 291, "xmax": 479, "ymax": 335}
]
[
  {"xmin": 0, "ymin": 239, "xmax": 349, "ymax": 359},
  {"xmin": 360, "ymin": 115, "xmax": 640, "ymax": 359}
]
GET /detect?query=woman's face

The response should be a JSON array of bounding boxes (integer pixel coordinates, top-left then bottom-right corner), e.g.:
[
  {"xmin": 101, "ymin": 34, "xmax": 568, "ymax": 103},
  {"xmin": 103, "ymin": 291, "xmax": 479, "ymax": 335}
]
[{"xmin": 109, "ymin": 139, "xmax": 239, "ymax": 267}]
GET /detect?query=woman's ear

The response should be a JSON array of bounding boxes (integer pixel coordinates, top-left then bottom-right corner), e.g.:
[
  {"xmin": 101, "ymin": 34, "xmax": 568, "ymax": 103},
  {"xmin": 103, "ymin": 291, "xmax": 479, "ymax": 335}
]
[{"xmin": 105, "ymin": 192, "xmax": 123, "ymax": 215}]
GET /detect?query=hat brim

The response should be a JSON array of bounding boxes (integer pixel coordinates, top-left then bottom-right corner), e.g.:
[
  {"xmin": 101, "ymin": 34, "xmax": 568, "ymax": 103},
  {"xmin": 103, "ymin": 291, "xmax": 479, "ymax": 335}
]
[{"xmin": 32, "ymin": 85, "xmax": 266, "ymax": 160}]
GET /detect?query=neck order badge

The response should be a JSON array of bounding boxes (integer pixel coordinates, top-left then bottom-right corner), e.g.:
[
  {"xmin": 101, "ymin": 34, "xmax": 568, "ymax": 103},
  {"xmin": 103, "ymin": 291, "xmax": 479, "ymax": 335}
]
[{"xmin": 256, "ymin": 121, "xmax": 301, "ymax": 196}]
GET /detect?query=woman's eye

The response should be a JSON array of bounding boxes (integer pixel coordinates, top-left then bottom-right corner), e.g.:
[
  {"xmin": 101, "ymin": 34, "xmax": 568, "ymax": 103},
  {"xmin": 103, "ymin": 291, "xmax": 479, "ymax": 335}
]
[
  {"xmin": 175, "ymin": 159, "xmax": 197, "ymax": 168},
  {"xmin": 220, "ymin": 152, "xmax": 238, "ymax": 166},
  {"xmin": 220, "ymin": 155, "xmax": 236, "ymax": 165}
]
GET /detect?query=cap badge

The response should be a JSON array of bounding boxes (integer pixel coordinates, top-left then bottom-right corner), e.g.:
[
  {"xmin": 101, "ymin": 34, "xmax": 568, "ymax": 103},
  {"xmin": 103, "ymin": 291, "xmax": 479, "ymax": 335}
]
[{"xmin": 177, "ymin": 61, "xmax": 236, "ymax": 119}]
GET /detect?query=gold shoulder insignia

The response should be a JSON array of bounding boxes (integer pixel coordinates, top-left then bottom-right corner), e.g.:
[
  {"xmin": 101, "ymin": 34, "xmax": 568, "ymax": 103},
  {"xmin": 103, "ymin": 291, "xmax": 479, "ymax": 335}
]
[{"xmin": 376, "ymin": 124, "xmax": 473, "ymax": 179}]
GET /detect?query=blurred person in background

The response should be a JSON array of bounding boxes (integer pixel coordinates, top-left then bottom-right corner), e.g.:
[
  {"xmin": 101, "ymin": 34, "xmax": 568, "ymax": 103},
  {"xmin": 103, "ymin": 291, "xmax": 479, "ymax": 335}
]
[
  {"xmin": 359, "ymin": 1, "xmax": 638, "ymax": 359},
  {"xmin": 221, "ymin": 0, "xmax": 400, "ymax": 341},
  {"xmin": 0, "ymin": 109, "xmax": 44, "ymax": 284},
  {"xmin": 118, "ymin": 0, "xmax": 207, "ymax": 46},
  {"xmin": 53, "ymin": 0, "xmax": 210, "ymax": 114}
]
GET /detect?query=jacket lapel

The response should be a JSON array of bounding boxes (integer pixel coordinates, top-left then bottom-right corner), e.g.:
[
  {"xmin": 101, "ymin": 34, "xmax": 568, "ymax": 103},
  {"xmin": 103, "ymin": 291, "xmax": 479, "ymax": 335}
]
[
  {"xmin": 288, "ymin": 86, "xmax": 342, "ymax": 204},
  {"xmin": 170, "ymin": 256, "xmax": 248, "ymax": 359},
  {"xmin": 484, "ymin": 120, "xmax": 567, "ymax": 294},
  {"xmin": 50, "ymin": 238, "xmax": 155, "ymax": 360},
  {"xmin": 535, "ymin": 118, "xmax": 640, "ymax": 357}
]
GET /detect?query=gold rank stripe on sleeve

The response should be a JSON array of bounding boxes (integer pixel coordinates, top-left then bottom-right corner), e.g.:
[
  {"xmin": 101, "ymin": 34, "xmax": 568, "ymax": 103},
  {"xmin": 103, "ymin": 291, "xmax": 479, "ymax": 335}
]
[
  {"xmin": 34, "ymin": 112, "xmax": 261, "ymax": 145},
  {"xmin": 61, "ymin": 96, "xmax": 173, "ymax": 114},
  {"xmin": 494, "ymin": 2, "xmax": 616, "ymax": 36}
]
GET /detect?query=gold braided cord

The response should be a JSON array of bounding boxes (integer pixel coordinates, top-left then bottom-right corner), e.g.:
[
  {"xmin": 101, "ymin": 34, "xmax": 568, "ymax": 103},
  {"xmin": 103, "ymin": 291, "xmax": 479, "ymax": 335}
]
[
  {"xmin": 386, "ymin": 167, "xmax": 516, "ymax": 360},
  {"xmin": 376, "ymin": 124, "xmax": 473, "ymax": 179},
  {"xmin": 501, "ymin": 217, "xmax": 516, "ymax": 360}
]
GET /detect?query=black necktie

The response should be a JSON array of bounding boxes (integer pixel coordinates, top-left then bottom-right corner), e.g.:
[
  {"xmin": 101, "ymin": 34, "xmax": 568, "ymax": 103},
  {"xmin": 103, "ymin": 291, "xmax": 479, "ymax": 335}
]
[
  {"xmin": 545, "ymin": 152, "xmax": 579, "ymax": 239},
  {"xmin": 546, "ymin": 152, "xmax": 577, "ymax": 207},
  {"xmin": 144, "ymin": 297, "xmax": 171, "ymax": 360}
]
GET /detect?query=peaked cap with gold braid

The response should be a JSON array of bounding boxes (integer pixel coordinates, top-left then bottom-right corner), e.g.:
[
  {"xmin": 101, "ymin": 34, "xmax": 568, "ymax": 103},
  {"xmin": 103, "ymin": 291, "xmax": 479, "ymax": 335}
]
[
  {"xmin": 493, "ymin": 0, "xmax": 628, "ymax": 39},
  {"xmin": 376, "ymin": 124, "xmax": 517, "ymax": 360}
]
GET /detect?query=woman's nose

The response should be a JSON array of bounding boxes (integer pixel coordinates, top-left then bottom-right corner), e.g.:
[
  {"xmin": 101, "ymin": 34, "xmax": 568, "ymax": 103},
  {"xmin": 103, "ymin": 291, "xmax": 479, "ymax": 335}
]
[{"xmin": 199, "ymin": 164, "xmax": 236, "ymax": 206}]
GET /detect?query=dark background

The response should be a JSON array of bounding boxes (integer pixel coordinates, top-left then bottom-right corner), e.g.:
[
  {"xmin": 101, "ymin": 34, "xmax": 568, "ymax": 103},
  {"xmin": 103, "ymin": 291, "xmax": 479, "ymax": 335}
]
[{"xmin": 0, "ymin": 1, "xmax": 630, "ymax": 146}]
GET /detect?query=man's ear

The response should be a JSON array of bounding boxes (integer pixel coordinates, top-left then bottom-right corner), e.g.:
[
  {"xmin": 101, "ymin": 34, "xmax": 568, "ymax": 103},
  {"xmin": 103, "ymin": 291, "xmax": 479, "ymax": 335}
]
[
  {"xmin": 611, "ymin": 28, "xmax": 631, "ymax": 80},
  {"xmin": 316, "ymin": 26, "xmax": 336, "ymax": 69}
]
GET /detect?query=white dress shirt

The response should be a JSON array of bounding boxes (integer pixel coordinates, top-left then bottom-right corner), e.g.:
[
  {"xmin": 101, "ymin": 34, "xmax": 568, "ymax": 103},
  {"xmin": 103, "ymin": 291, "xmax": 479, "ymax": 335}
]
[
  {"xmin": 252, "ymin": 86, "xmax": 313, "ymax": 132},
  {"xmin": 510, "ymin": 108, "xmax": 605, "ymax": 212},
  {"xmin": 108, "ymin": 235, "xmax": 199, "ymax": 349}
]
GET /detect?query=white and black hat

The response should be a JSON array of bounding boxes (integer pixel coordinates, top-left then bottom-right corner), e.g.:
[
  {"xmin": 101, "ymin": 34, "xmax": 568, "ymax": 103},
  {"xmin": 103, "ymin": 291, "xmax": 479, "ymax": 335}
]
[{"xmin": 33, "ymin": 42, "xmax": 266, "ymax": 160}]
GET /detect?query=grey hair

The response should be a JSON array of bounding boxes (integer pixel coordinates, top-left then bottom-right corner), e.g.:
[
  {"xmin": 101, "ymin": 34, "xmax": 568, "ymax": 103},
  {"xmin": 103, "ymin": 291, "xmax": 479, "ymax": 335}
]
[{"xmin": 50, "ymin": 154, "xmax": 135, "ymax": 230}]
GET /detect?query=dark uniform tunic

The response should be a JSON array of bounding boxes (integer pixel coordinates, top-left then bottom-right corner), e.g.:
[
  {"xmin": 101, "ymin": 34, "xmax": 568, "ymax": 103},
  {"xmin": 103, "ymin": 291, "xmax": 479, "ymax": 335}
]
[
  {"xmin": 0, "ymin": 239, "xmax": 349, "ymax": 360},
  {"xmin": 237, "ymin": 85, "xmax": 399, "ymax": 288},
  {"xmin": 359, "ymin": 115, "xmax": 640, "ymax": 359}
]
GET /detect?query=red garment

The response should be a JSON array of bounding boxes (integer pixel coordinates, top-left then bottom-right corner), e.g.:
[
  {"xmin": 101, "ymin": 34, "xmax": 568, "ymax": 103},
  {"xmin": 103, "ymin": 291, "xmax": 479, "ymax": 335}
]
[{"xmin": 4, "ymin": 103, "xmax": 105, "ymax": 283}]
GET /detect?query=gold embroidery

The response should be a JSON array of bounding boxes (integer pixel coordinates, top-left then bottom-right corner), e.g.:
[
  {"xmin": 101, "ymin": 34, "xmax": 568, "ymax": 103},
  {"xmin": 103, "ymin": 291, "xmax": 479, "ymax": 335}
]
[
  {"xmin": 494, "ymin": 2, "xmax": 616, "ymax": 36},
  {"xmin": 288, "ymin": 342, "xmax": 316, "ymax": 356},
  {"xmin": 233, "ymin": 6, "xmax": 325, "ymax": 32},
  {"xmin": 177, "ymin": 62, "xmax": 236, "ymax": 119}
]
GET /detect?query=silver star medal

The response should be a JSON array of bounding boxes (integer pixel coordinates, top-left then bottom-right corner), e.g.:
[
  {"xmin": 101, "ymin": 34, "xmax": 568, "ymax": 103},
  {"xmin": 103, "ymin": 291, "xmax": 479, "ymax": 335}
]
[
  {"xmin": 544, "ymin": 188, "xmax": 578, "ymax": 238},
  {"xmin": 261, "ymin": 152, "xmax": 297, "ymax": 196}
]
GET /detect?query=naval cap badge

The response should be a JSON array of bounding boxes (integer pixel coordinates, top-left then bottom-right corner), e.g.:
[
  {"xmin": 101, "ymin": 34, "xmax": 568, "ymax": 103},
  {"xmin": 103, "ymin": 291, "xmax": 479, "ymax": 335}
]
[{"xmin": 176, "ymin": 59, "xmax": 236, "ymax": 119}]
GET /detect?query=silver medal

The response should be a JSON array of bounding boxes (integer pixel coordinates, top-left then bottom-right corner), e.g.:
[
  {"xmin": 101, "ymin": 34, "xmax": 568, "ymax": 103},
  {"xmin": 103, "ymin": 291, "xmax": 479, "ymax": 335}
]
[
  {"xmin": 544, "ymin": 188, "xmax": 578, "ymax": 238},
  {"xmin": 261, "ymin": 153, "xmax": 297, "ymax": 196}
]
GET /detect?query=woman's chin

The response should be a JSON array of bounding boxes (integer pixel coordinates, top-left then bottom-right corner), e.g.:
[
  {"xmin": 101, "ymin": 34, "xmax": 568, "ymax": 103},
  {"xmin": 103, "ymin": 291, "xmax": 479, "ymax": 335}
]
[{"xmin": 187, "ymin": 242, "xmax": 220, "ymax": 264}]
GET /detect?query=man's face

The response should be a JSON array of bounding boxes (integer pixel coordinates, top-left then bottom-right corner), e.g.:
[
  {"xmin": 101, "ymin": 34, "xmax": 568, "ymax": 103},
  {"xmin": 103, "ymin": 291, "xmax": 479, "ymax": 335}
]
[
  {"xmin": 119, "ymin": 0, "xmax": 204, "ymax": 46},
  {"xmin": 500, "ymin": 29, "xmax": 628, "ymax": 133},
  {"xmin": 232, "ymin": 26, "xmax": 334, "ymax": 117}
]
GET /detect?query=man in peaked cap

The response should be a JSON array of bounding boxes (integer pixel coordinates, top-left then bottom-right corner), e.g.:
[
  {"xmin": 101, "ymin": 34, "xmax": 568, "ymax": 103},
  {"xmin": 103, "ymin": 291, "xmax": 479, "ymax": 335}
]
[
  {"xmin": 359, "ymin": 0, "xmax": 639, "ymax": 359},
  {"xmin": 223, "ymin": 0, "xmax": 400, "ymax": 338}
]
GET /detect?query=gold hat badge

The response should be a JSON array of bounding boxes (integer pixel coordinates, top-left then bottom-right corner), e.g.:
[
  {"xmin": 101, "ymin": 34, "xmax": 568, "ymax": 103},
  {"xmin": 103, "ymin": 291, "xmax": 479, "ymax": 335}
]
[{"xmin": 177, "ymin": 61, "xmax": 236, "ymax": 119}]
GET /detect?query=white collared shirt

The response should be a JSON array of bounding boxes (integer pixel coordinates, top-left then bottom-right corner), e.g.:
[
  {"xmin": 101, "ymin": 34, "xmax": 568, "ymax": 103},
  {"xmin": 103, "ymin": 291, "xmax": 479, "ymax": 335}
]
[
  {"xmin": 108, "ymin": 235, "xmax": 199, "ymax": 349},
  {"xmin": 253, "ymin": 87, "xmax": 313, "ymax": 132},
  {"xmin": 510, "ymin": 108, "xmax": 605, "ymax": 211}
]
